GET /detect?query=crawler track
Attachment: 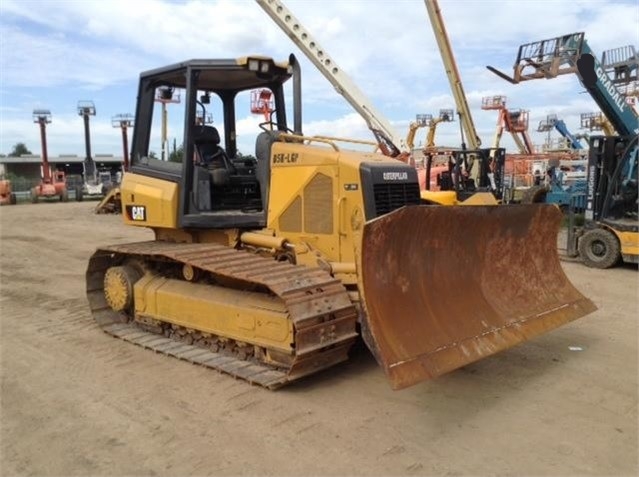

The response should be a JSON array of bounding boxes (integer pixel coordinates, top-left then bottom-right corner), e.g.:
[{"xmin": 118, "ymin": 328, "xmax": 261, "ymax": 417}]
[{"xmin": 86, "ymin": 242, "xmax": 359, "ymax": 389}]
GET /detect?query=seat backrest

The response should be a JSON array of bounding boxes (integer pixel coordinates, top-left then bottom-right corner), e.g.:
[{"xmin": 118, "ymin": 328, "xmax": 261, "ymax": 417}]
[
  {"xmin": 194, "ymin": 125, "xmax": 221, "ymax": 146},
  {"xmin": 198, "ymin": 143, "xmax": 224, "ymax": 168},
  {"xmin": 255, "ymin": 131, "xmax": 280, "ymax": 213},
  {"xmin": 194, "ymin": 126, "xmax": 228, "ymax": 169}
]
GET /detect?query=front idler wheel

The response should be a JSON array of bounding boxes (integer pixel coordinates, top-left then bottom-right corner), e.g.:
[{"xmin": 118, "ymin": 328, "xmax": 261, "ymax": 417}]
[{"xmin": 104, "ymin": 265, "xmax": 143, "ymax": 312}]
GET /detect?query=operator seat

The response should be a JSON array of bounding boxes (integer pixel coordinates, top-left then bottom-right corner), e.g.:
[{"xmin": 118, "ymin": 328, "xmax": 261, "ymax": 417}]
[
  {"xmin": 255, "ymin": 130, "xmax": 281, "ymax": 213},
  {"xmin": 194, "ymin": 125, "xmax": 234, "ymax": 186}
]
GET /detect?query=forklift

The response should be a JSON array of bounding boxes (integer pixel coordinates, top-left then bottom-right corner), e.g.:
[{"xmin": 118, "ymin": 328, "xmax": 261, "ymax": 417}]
[{"xmin": 568, "ymin": 135, "xmax": 638, "ymax": 268}]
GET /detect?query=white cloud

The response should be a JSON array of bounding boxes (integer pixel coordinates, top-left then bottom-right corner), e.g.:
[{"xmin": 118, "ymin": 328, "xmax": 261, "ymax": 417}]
[
  {"xmin": 0, "ymin": 25, "xmax": 144, "ymax": 88},
  {"xmin": 0, "ymin": 0, "xmax": 636, "ymax": 156},
  {"xmin": 1, "ymin": 114, "xmax": 129, "ymax": 156}
]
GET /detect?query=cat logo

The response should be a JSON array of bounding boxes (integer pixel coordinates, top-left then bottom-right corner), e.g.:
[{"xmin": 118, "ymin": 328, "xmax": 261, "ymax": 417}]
[
  {"xmin": 382, "ymin": 172, "xmax": 408, "ymax": 181},
  {"xmin": 126, "ymin": 205, "xmax": 146, "ymax": 221}
]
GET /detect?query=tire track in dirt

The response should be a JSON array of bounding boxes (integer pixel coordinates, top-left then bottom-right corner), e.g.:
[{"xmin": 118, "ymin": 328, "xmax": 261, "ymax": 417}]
[{"xmin": 2, "ymin": 202, "xmax": 637, "ymax": 477}]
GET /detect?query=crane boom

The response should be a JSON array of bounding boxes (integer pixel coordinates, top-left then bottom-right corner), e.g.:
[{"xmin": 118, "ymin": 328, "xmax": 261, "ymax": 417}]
[
  {"xmin": 255, "ymin": 0, "xmax": 404, "ymax": 154},
  {"xmin": 424, "ymin": 0, "xmax": 481, "ymax": 150}
]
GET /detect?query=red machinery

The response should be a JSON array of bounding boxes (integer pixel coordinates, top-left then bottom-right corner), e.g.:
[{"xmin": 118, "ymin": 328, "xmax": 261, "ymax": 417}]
[
  {"xmin": 111, "ymin": 113, "xmax": 134, "ymax": 172},
  {"xmin": 31, "ymin": 110, "xmax": 68, "ymax": 203},
  {"xmin": 0, "ymin": 180, "xmax": 17, "ymax": 205},
  {"xmin": 415, "ymin": 151, "xmax": 452, "ymax": 191},
  {"xmin": 250, "ymin": 89, "xmax": 274, "ymax": 122},
  {"xmin": 481, "ymin": 95, "xmax": 535, "ymax": 154}
]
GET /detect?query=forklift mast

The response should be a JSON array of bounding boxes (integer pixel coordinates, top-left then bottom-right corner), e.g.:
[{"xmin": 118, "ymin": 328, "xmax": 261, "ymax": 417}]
[{"xmin": 585, "ymin": 135, "xmax": 638, "ymax": 225}]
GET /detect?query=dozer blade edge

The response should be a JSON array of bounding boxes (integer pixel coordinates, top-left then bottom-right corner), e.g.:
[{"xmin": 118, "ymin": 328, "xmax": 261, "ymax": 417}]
[{"xmin": 358, "ymin": 204, "xmax": 597, "ymax": 390}]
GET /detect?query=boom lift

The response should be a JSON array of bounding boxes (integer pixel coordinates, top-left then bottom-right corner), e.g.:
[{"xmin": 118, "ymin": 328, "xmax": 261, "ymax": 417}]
[
  {"xmin": 530, "ymin": 115, "xmax": 588, "ymax": 209},
  {"xmin": 76, "ymin": 101, "xmax": 113, "ymax": 202},
  {"xmin": 250, "ymin": 89, "xmax": 275, "ymax": 123},
  {"xmin": 424, "ymin": 0, "xmax": 480, "ymax": 150},
  {"xmin": 598, "ymin": 46, "xmax": 639, "ymax": 109},
  {"xmin": 424, "ymin": 109, "xmax": 454, "ymax": 149},
  {"xmin": 418, "ymin": 109, "xmax": 457, "ymax": 192},
  {"xmin": 255, "ymin": 0, "xmax": 404, "ymax": 157},
  {"xmin": 31, "ymin": 109, "xmax": 68, "ymax": 203},
  {"xmin": 0, "ymin": 179, "xmax": 17, "ymax": 205},
  {"xmin": 601, "ymin": 45, "xmax": 638, "ymax": 87},
  {"xmin": 422, "ymin": 0, "xmax": 511, "ymax": 200},
  {"xmin": 405, "ymin": 112, "xmax": 455, "ymax": 191},
  {"xmin": 257, "ymin": 0, "xmax": 499, "ymax": 202},
  {"xmin": 581, "ymin": 112, "xmax": 615, "ymax": 136},
  {"xmin": 537, "ymin": 114, "xmax": 584, "ymax": 150},
  {"xmin": 406, "ymin": 114, "xmax": 431, "ymax": 151},
  {"xmin": 86, "ymin": 55, "xmax": 595, "ymax": 390},
  {"xmin": 481, "ymin": 95, "xmax": 534, "ymax": 154}
]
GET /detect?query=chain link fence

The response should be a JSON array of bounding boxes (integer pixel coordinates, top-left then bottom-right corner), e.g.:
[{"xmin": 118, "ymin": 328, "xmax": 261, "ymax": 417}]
[
  {"xmin": 0, "ymin": 175, "xmax": 70, "ymax": 203},
  {"xmin": 4, "ymin": 176, "xmax": 42, "ymax": 193}
]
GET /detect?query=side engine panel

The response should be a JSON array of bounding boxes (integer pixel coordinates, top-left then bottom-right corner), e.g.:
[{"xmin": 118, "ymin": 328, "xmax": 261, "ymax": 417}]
[{"xmin": 120, "ymin": 173, "xmax": 179, "ymax": 229}]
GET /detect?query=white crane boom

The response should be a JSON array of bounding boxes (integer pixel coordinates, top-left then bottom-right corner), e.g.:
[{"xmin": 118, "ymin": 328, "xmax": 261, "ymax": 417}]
[
  {"xmin": 256, "ymin": 0, "xmax": 406, "ymax": 154},
  {"xmin": 424, "ymin": 0, "xmax": 481, "ymax": 150}
]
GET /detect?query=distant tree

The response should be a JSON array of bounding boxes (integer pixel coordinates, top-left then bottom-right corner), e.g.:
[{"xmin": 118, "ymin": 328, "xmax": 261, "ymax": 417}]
[
  {"xmin": 9, "ymin": 143, "xmax": 32, "ymax": 157},
  {"xmin": 168, "ymin": 144, "xmax": 184, "ymax": 163},
  {"xmin": 148, "ymin": 151, "xmax": 158, "ymax": 160},
  {"xmin": 236, "ymin": 151, "xmax": 256, "ymax": 161}
]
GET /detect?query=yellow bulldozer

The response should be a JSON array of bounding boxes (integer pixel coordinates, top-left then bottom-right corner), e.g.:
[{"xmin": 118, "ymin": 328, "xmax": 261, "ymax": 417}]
[{"xmin": 86, "ymin": 55, "xmax": 596, "ymax": 390}]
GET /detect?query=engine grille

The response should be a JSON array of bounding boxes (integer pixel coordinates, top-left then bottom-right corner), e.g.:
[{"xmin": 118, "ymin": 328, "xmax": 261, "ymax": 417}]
[{"xmin": 373, "ymin": 183, "xmax": 421, "ymax": 217}]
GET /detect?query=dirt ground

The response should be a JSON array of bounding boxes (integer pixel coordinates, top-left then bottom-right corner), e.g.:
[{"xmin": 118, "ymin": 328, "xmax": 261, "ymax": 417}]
[{"xmin": 0, "ymin": 202, "xmax": 637, "ymax": 477}]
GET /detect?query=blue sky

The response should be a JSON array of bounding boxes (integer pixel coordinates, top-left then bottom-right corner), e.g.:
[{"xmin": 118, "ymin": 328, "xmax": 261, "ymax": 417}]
[{"xmin": 1, "ymin": 0, "xmax": 637, "ymax": 157}]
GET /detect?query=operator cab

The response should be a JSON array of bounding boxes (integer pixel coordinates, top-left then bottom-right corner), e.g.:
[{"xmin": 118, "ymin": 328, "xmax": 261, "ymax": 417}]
[
  {"xmin": 596, "ymin": 136, "xmax": 638, "ymax": 227},
  {"xmin": 129, "ymin": 55, "xmax": 302, "ymax": 229}
]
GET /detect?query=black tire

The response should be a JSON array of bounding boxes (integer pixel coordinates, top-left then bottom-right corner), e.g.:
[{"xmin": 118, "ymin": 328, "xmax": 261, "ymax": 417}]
[
  {"xmin": 9, "ymin": 193, "xmax": 16, "ymax": 205},
  {"xmin": 578, "ymin": 228, "xmax": 621, "ymax": 269},
  {"xmin": 521, "ymin": 185, "xmax": 549, "ymax": 204}
]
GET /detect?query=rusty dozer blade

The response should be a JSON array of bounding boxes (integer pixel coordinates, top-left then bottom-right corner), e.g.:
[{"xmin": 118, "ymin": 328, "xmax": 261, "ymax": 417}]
[{"xmin": 358, "ymin": 204, "xmax": 597, "ymax": 390}]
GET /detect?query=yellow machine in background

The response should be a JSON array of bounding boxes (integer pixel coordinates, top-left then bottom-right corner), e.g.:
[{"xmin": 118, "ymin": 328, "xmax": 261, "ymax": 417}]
[
  {"xmin": 405, "ymin": 114, "xmax": 430, "ymax": 151},
  {"xmin": 87, "ymin": 56, "xmax": 596, "ymax": 390},
  {"xmin": 405, "ymin": 110, "xmax": 454, "ymax": 151}
]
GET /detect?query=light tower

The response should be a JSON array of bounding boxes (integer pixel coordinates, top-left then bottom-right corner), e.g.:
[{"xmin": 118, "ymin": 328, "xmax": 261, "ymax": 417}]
[
  {"xmin": 154, "ymin": 87, "xmax": 181, "ymax": 161},
  {"xmin": 77, "ymin": 100, "xmax": 96, "ymax": 181},
  {"xmin": 33, "ymin": 109, "xmax": 53, "ymax": 181},
  {"xmin": 111, "ymin": 114, "xmax": 134, "ymax": 171}
]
